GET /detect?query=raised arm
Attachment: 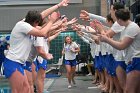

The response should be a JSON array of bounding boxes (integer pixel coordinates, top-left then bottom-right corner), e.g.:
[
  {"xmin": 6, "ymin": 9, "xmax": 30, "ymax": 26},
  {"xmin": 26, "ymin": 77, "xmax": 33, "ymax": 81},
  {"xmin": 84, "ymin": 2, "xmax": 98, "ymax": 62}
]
[
  {"xmin": 81, "ymin": 26, "xmax": 97, "ymax": 34},
  {"xmin": 80, "ymin": 10, "xmax": 106, "ymax": 25},
  {"xmin": 100, "ymin": 34, "xmax": 133, "ymax": 50},
  {"xmin": 47, "ymin": 31, "xmax": 61, "ymax": 42},
  {"xmin": 88, "ymin": 13, "xmax": 106, "ymax": 24},
  {"xmin": 41, "ymin": 0, "xmax": 69, "ymax": 19},
  {"xmin": 83, "ymin": 33, "xmax": 95, "ymax": 43},
  {"xmin": 28, "ymin": 12, "xmax": 59, "ymax": 37}
]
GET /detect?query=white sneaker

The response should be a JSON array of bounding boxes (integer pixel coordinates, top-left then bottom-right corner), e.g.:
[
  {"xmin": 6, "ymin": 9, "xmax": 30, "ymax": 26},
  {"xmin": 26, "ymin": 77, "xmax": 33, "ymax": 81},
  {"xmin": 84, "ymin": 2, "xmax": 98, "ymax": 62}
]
[
  {"xmin": 68, "ymin": 85, "xmax": 72, "ymax": 89},
  {"xmin": 87, "ymin": 73, "xmax": 92, "ymax": 76}
]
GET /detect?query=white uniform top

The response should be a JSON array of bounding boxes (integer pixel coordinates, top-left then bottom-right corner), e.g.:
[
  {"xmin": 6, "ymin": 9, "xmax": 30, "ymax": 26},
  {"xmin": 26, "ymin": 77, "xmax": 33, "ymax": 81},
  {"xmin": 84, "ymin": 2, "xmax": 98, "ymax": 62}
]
[
  {"xmin": 81, "ymin": 27, "xmax": 96, "ymax": 58},
  {"xmin": 80, "ymin": 35, "xmax": 96, "ymax": 58},
  {"xmin": 100, "ymin": 42, "xmax": 107, "ymax": 55},
  {"xmin": 64, "ymin": 42, "xmax": 79, "ymax": 60},
  {"xmin": 90, "ymin": 42, "xmax": 96, "ymax": 58},
  {"xmin": 6, "ymin": 21, "xmax": 33, "ymax": 64},
  {"xmin": 95, "ymin": 43, "xmax": 101, "ymax": 56},
  {"xmin": 106, "ymin": 43, "xmax": 113, "ymax": 54},
  {"xmin": 121, "ymin": 22, "xmax": 140, "ymax": 64},
  {"xmin": 35, "ymin": 38, "xmax": 49, "ymax": 64},
  {"xmin": 111, "ymin": 22, "xmax": 125, "ymax": 61},
  {"xmin": 26, "ymin": 37, "xmax": 44, "ymax": 62}
]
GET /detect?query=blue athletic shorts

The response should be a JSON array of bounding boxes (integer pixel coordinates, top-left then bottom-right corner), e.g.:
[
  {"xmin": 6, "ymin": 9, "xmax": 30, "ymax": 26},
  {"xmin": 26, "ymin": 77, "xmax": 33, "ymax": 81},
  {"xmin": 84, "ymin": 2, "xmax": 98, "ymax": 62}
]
[
  {"xmin": 126, "ymin": 58, "xmax": 140, "ymax": 73},
  {"xmin": 34, "ymin": 59, "xmax": 48, "ymax": 72},
  {"xmin": 3, "ymin": 58, "xmax": 24, "ymax": 78},
  {"xmin": 93, "ymin": 58, "xmax": 95, "ymax": 68},
  {"xmin": 94, "ymin": 56, "xmax": 99, "ymax": 69},
  {"xmin": 98, "ymin": 52, "xmax": 104, "ymax": 72},
  {"xmin": 106, "ymin": 54, "xmax": 116, "ymax": 76},
  {"xmin": 33, "ymin": 60, "xmax": 38, "ymax": 72},
  {"xmin": 115, "ymin": 61, "xmax": 126, "ymax": 71},
  {"xmin": 105, "ymin": 54, "xmax": 111, "ymax": 74},
  {"xmin": 101, "ymin": 55, "xmax": 107, "ymax": 69},
  {"xmin": 64, "ymin": 59, "xmax": 77, "ymax": 67},
  {"xmin": 24, "ymin": 61, "xmax": 32, "ymax": 72},
  {"xmin": 104, "ymin": 54, "xmax": 109, "ymax": 69}
]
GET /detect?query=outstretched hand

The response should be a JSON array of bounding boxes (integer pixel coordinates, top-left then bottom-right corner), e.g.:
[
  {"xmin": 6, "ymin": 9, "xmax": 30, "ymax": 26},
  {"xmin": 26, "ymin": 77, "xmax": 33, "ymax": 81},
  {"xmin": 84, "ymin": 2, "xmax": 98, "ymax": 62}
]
[
  {"xmin": 98, "ymin": 34, "xmax": 109, "ymax": 42},
  {"xmin": 46, "ymin": 53, "xmax": 53, "ymax": 60},
  {"xmin": 67, "ymin": 18, "xmax": 78, "ymax": 25},
  {"xmin": 49, "ymin": 12, "xmax": 60, "ymax": 23},
  {"xmin": 58, "ymin": 0, "xmax": 70, "ymax": 7},
  {"xmin": 76, "ymin": 31, "xmax": 84, "ymax": 37},
  {"xmin": 90, "ymin": 19, "xmax": 104, "ymax": 34},
  {"xmin": 70, "ymin": 48, "xmax": 76, "ymax": 53},
  {"xmin": 71, "ymin": 23, "xmax": 82, "ymax": 31}
]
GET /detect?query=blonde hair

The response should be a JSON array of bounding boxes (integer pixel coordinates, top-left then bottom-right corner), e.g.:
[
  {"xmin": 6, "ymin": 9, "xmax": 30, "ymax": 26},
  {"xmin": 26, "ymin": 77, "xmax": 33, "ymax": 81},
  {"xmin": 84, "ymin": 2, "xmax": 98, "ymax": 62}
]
[{"xmin": 64, "ymin": 36, "xmax": 73, "ymax": 44}]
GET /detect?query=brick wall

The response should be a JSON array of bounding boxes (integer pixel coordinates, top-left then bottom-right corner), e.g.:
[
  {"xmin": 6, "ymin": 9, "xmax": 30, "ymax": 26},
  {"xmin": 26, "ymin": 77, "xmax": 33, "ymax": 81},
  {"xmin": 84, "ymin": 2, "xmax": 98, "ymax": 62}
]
[{"xmin": 101, "ymin": 0, "xmax": 108, "ymax": 17}]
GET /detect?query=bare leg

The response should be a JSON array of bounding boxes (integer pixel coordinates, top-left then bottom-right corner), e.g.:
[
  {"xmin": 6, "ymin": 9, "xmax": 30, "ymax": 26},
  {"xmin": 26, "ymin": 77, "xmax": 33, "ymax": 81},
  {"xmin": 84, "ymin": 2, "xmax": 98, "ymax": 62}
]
[
  {"xmin": 102, "ymin": 70, "xmax": 109, "ymax": 92},
  {"xmin": 99, "ymin": 71, "xmax": 105, "ymax": 89},
  {"xmin": 87, "ymin": 64, "xmax": 92, "ymax": 75},
  {"xmin": 37, "ymin": 68, "xmax": 45, "ymax": 93},
  {"xmin": 65, "ymin": 65, "xmax": 72, "ymax": 86},
  {"xmin": 113, "ymin": 76, "xmax": 123, "ymax": 93},
  {"xmin": 25, "ymin": 70, "xmax": 34, "ymax": 93},
  {"xmin": 31, "ymin": 63, "xmax": 37, "ymax": 86},
  {"xmin": 116, "ymin": 65, "xmax": 126, "ymax": 92},
  {"xmin": 71, "ymin": 66, "xmax": 76, "ymax": 85},
  {"xmin": 9, "ymin": 70, "xmax": 30, "ymax": 93},
  {"xmin": 125, "ymin": 70, "xmax": 140, "ymax": 93},
  {"xmin": 109, "ymin": 76, "xmax": 114, "ymax": 93},
  {"xmin": 92, "ymin": 69, "xmax": 98, "ymax": 84}
]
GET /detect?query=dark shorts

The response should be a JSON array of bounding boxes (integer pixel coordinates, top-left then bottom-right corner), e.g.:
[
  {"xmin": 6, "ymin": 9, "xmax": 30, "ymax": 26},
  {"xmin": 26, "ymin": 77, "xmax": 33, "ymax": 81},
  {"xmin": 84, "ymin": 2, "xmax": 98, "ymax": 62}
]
[
  {"xmin": 64, "ymin": 59, "xmax": 77, "ymax": 67},
  {"xmin": 24, "ymin": 61, "xmax": 32, "ymax": 72},
  {"xmin": 3, "ymin": 58, "xmax": 24, "ymax": 78},
  {"xmin": 126, "ymin": 58, "xmax": 140, "ymax": 73},
  {"xmin": 33, "ymin": 59, "xmax": 47, "ymax": 72}
]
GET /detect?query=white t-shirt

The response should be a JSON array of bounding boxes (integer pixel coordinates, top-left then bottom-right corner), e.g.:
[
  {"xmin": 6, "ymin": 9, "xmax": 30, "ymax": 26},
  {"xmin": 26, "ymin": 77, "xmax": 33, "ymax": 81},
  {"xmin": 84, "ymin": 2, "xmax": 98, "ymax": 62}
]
[
  {"xmin": 111, "ymin": 21, "xmax": 125, "ymax": 61},
  {"xmin": 42, "ymin": 38, "xmax": 49, "ymax": 54},
  {"xmin": 36, "ymin": 38, "xmax": 49, "ymax": 64},
  {"xmin": 121, "ymin": 22, "xmax": 140, "ymax": 64},
  {"xmin": 106, "ymin": 43, "xmax": 113, "ymax": 54},
  {"xmin": 26, "ymin": 37, "xmax": 44, "ymax": 62},
  {"xmin": 100, "ymin": 42, "xmax": 107, "ymax": 55},
  {"xmin": 6, "ymin": 21, "xmax": 33, "ymax": 64},
  {"xmin": 90, "ymin": 42, "xmax": 96, "ymax": 58},
  {"xmin": 27, "ymin": 37, "xmax": 49, "ymax": 63},
  {"xmin": 95, "ymin": 43, "xmax": 101, "ymax": 56},
  {"xmin": 80, "ymin": 36, "xmax": 96, "ymax": 58},
  {"xmin": 64, "ymin": 42, "xmax": 79, "ymax": 60}
]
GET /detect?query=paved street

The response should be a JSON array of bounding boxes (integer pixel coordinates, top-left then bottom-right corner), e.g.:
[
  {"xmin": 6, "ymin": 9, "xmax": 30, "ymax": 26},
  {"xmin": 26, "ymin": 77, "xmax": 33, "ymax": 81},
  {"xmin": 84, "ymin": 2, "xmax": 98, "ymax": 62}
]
[
  {"xmin": 0, "ymin": 75, "xmax": 101, "ymax": 93},
  {"xmin": 45, "ymin": 76, "xmax": 101, "ymax": 93}
]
